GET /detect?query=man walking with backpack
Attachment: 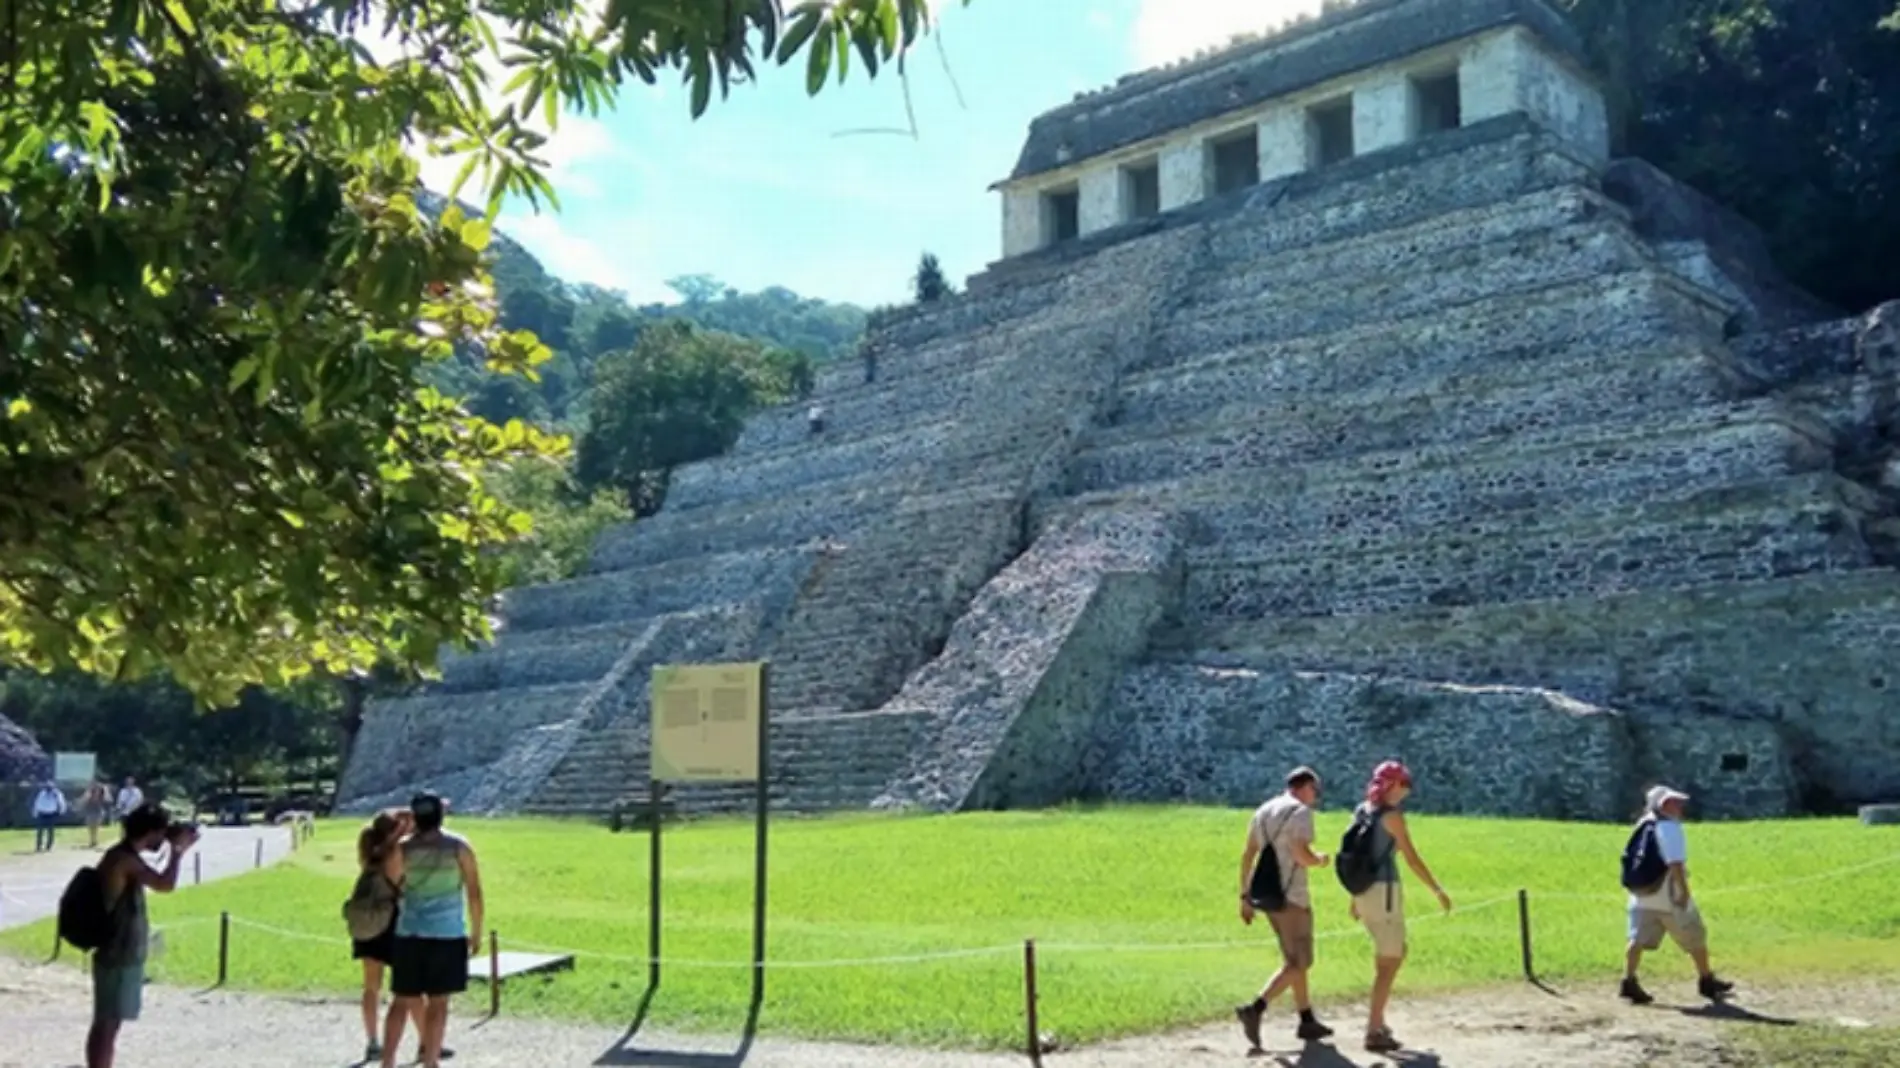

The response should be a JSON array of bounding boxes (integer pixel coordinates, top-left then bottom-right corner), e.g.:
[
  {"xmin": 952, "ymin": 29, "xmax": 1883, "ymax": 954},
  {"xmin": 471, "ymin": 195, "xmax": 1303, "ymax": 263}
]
[
  {"xmin": 68, "ymin": 802, "xmax": 200, "ymax": 1068},
  {"xmin": 1235, "ymin": 766, "xmax": 1335, "ymax": 1052},
  {"xmin": 1619, "ymin": 785, "xmax": 1735, "ymax": 1005}
]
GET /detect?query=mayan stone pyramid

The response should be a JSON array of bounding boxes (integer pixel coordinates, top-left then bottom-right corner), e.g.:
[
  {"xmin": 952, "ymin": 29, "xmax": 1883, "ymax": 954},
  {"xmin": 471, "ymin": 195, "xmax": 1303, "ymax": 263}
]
[{"xmin": 338, "ymin": 0, "xmax": 1900, "ymax": 821}]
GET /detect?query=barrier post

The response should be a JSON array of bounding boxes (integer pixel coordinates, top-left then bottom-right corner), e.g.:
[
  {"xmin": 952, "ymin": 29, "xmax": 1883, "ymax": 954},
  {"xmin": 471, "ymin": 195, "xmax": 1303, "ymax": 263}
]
[
  {"xmin": 194, "ymin": 850, "xmax": 202, "ymax": 886},
  {"xmin": 1517, "ymin": 889, "xmax": 1534, "ymax": 982},
  {"xmin": 1023, "ymin": 939, "xmax": 1042, "ymax": 1066},
  {"xmin": 489, "ymin": 931, "xmax": 501, "ymax": 1017},
  {"xmin": 217, "ymin": 911, "xmax": 230, "ymax": 986},
  {"xmin": 254, "ymin": 838, "xmax": 263, "ymax": 869}
]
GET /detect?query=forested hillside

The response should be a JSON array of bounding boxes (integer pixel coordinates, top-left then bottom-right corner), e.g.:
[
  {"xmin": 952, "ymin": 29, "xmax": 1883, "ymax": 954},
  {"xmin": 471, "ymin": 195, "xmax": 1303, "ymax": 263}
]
[{"xmin": 419, "ymin": 192, "xmax": 868, "ymax": 430}]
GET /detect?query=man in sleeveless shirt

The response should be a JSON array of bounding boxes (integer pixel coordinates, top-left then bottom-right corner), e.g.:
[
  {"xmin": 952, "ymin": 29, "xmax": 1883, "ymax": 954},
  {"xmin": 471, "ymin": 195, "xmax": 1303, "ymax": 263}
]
[
  {"xmin": 90, "ymin": 803, "xmax": 199, "ymax": 1068},
  {"xmin": 1236, "ymin": 766, "xmax": 1336, "ymax": 1051},
  {"xmin": 382, "ymin": 792, "xmax": 485, "ymax": 1068}
]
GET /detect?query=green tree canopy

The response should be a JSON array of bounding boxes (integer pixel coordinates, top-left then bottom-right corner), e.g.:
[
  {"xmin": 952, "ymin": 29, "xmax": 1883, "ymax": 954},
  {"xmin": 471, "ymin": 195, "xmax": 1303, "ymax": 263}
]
[
  {"xmin": 575, "ymin": 321, "xmax": 809, "ymax": 516},
  {"xmin": 914, "ymin": 252, "xmax": 951, "ymax": 303},
  {"xmin": 1, "ymin": 0, "xmax": 956, "ymax": 704}
]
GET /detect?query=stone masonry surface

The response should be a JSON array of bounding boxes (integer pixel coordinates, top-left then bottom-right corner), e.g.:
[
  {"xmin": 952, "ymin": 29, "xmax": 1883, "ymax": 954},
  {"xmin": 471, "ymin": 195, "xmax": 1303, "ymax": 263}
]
[{"xmin": 343, "ymin": 0, "xmax": 1900, "ymax": 822}]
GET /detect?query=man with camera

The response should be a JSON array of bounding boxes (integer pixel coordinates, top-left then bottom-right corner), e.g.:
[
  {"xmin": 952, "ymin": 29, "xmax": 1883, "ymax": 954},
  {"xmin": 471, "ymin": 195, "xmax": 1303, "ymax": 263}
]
[{"xmin": 88, "ymin": 802, "xmax": 200, "ymax": 1068}]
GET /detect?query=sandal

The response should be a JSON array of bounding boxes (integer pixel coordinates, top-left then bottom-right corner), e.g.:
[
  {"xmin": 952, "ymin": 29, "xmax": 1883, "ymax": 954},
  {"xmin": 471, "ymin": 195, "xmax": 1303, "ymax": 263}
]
[{"xmin": 1365, "ymin": 1027, "xmax": 1402, "ymax": 1054}]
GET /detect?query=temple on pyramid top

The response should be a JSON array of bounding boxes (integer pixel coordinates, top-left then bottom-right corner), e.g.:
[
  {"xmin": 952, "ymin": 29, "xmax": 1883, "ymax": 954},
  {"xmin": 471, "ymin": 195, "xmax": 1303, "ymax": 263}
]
[{"xmin": 993, "ymin": 0, "xmax": 1607, "ymax": 259}]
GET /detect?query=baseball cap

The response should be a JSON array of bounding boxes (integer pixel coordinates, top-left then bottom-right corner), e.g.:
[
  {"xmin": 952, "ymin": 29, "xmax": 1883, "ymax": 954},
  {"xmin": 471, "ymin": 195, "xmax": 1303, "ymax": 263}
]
[{"xmin": 1646, "ymin": 785, "xmax": 1690, "ymax": 812}]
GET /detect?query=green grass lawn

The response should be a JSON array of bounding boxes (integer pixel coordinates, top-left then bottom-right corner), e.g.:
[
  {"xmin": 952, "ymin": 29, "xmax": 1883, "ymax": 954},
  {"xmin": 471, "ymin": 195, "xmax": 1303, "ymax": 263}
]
[{"xmin": 3, "ymin": 807, "xmax": 1895, "ymax": 1048}]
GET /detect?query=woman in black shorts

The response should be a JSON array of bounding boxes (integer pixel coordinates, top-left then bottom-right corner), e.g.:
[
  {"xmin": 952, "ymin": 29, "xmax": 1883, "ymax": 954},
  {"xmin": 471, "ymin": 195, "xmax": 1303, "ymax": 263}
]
[{"xmin": 353, "ymin": 809, "xmax": 410, "ymax": 1062}]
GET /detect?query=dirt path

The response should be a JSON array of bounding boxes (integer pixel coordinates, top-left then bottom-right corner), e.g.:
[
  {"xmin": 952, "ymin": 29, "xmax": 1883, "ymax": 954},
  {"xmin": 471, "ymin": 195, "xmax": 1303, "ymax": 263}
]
[
  {"xmin": 2, "ymin": 953, "xmax": 1891, "ymax": 1068},
  {"xmin": 0, "ymin": 826, "xmax": 298, "ymax": 931}
]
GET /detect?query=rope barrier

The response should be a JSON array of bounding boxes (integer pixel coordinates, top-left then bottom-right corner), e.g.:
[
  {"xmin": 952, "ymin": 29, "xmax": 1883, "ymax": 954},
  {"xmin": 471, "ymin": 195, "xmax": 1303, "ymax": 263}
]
[
  {"xmin": 1518, "ymin": 850, "xmax": 1900, "ymax": 903},
  {"xmin": 24, "ymin": 850, "xmax": 1899, "ymax": 981}
]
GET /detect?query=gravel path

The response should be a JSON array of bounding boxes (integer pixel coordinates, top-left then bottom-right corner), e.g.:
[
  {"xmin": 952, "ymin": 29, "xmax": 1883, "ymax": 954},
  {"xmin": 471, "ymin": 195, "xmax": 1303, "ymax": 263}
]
[
  {"xmin": 3, "ymin": 952, "xmax": 1893, "ymax": 1068},
  {"xmin": 0, "ymin": 826, "xmax": 298, "ymax": 931}
]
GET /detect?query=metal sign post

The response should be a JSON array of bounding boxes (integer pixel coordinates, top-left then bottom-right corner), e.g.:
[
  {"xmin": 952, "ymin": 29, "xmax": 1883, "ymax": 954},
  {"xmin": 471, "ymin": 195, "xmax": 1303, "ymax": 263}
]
[{"xmin": 647, "ymin": 661, "xmax": 770, "ymax": 1008}]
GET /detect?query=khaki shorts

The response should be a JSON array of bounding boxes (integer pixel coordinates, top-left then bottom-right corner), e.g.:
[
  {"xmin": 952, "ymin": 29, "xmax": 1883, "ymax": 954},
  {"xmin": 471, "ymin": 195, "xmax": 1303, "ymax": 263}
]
[
  {"xmin": 1353, "ymin": 881, "xmax": 1406, "ymax": 959},
  {"xmin": 1266, "ymin": 905, "xmax": 1315, "ymax": 970},
  {"xmin": 1629, "ymin": 900, "xmax": 1707, "ymax": 954}
]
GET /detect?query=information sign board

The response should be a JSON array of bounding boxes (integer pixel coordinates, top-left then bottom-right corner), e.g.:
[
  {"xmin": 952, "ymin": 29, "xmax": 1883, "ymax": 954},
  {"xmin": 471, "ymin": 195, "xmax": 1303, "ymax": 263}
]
[{"xmin": 650, "ymin": 662, "xmax": 764, "ymax": 783}]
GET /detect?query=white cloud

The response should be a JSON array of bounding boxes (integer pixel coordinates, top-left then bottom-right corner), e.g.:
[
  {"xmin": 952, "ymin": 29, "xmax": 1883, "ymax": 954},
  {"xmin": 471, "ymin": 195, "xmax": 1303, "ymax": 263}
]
[
  {"xmin": 497, "ymin": 212, "xmax": 675, "ymax": 305},
  {"xmin": 1130, "ymin": 0, "xmax": 1325, "ymax": 67}
]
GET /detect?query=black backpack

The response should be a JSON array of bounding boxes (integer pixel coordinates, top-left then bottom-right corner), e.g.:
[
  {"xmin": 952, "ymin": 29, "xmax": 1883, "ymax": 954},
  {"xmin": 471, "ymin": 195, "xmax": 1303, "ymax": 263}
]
[
  {"xmin": 58, "ymin": 866, "xmax": 111, "ymax": 952},
  {"xmin": 1246, "ymin": 809, "xmax": 1297, "ymax": 911},
  {"xmin": 1335, "ymin": 805, "xmax": 1394, "ymax": 896},
  {"xmin": 1620, "ymin": 817, "xmax": 1668, "ymax": 892}
]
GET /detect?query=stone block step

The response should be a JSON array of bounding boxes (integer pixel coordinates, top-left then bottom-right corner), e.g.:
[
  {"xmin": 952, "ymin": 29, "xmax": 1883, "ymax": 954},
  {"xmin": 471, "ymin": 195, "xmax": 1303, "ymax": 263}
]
[
  {"xmin": 1083, "ymin": 343, "xmax": 1735, "ymax": 476},
  {"xmin": 1155, "ymin": 221, "xmax": 1654, "ymax": 364},
  {"xmin": 674, "ymin": 392, "xmax": 1081, "ymax": 513},
  {"xmin": 1137, "ymin": 267, "xmax": 1727, "ymax": 391},
  {"xmin": 364, "ymin": 681, "xmax": 598, "ymax": 782},
  {"xmin": 1045, "ymin": 403, "xmax": 1834, "ymax": 548},
  {"xmin": 525, "ymin": 712, "xmax": 935, "ymax": 817},
  {"xmin": 1067, "ymin": 395, "xmax": 1827, "ymax": 499},
  {"xmin": 587, "ymin": 460, "xmax": 1021, "ymax": 575},
  {"xmin": 436, "ymin": 619, "xmax": 650, "ymax": 694},
  {"xmin": 505, "ymin": 548, "xmax": 813, "ymax": 632},
  {"xmin": 1201, "ymin": 117, "xmax": 1595, "ymax": 263},
  {"xmin": 743, "ymin": 319, "xmax": 1105, "ymax": 454},
  {"xmin": 1105, "ymin": 335, "xmax": 1730, "ymax": 448},
  {"xmin": 1188, "ymin": 184, "xmax": 1626, "ymax": 308},
  {"xmin": 1157, "ymin": 568, "xmax": 1900, "ymax": 804},
  {"xmin": 1181, "ymin": 475, "xmax": 1873, "ymax": 621}
]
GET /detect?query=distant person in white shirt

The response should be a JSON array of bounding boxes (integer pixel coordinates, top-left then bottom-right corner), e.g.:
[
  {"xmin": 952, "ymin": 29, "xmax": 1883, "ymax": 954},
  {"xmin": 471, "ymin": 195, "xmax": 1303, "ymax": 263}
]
[
  {"xmin": 1619, "ymin": 785, "xmax": 1735, "ymax": 1005},
  {"xmin": 806, "ymin": 403, "xmax": 826, "ymax": 436},
  {"xmin": 32, "ymin": 780, "xmax": 68, "ymax": 852},
  {"xmin": 116, "ymin": 778, "xmax": 145, "ymax": 819}
]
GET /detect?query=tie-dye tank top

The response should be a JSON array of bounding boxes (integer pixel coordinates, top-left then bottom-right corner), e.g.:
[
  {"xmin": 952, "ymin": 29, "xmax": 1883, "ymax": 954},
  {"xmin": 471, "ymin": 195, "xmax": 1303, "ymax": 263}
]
[{"xmin": 395, "ymin": 832, "xmax": 467, "ymax": 940}]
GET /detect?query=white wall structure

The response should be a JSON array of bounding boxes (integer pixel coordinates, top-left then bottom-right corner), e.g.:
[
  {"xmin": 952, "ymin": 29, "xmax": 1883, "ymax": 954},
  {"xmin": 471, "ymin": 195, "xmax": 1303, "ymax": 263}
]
[
  {"xmin": 1256, "ymin": 107, "xmax": 1309, "ymax": 183},
  {"xmin": 1078, "ymin": 168, "xmax": 1123, "ymax": 236},
  {"xmin": 1158, "ymin": 141, "xmax": 1206, "ymax": 213},
  {"xmin": 1351, "ymin": 70, "xmax": 1418, "ymax": 157},
  {"xmin": 1465, "ymin": 27, "xmax": 1610, "ymax": 166},
  {"xmin": 991, "ymin": 0, "xmax": 1610, "ymax": 261},
  {"xmin": 1001, "ymin": 189, "xmax": 1042, "ymax": 260}
]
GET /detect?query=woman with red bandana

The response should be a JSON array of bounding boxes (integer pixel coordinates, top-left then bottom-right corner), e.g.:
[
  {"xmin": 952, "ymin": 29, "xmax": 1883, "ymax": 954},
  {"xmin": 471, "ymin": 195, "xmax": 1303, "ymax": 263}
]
[{"xmin": 1349, "ymin": 761, "xmax": 1453, "ymax": 1055}]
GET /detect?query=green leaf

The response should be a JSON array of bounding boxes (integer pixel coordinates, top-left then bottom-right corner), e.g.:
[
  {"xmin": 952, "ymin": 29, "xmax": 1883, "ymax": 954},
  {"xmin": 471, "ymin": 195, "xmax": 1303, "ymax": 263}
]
[
  {"xmin": 461, "ymin": 218, "xmax": 492, "ymax": 252},
  {"xmin": 228, "ymin": 357, "xmax": 259, "ymax": 392},
  {"xmin": 805, "ymin": 24, "xmax": 833, "ymax": 94},
  {"xmin": 777, "ymin": 8, "xmax": 823, "ymax": 64}
]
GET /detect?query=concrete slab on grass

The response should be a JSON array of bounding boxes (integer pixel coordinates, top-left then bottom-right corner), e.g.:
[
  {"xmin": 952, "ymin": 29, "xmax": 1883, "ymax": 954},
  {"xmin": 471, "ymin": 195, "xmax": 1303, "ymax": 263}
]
[{"xmin": 475, "ymin": 951, "xmax": 576, "ymax": 981}]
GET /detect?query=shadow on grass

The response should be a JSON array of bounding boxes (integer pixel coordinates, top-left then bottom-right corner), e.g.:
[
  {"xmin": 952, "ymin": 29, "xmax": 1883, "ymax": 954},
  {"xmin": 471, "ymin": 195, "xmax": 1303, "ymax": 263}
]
[{"xmin": 595, "ymin": 985, "xmax": 760, "ymax": 1067}]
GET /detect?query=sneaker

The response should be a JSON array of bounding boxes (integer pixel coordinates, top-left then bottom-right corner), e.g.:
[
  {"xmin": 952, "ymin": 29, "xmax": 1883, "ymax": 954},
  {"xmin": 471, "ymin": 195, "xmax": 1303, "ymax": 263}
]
[
  {"xmin": 1235, "ymin": 1002, "xmax": 1265, "ymax": 1050},
  {"xmin": 1295, "ymin": 1016, "xmax": 1334, "ymax": 1042},
  {"xmin": 1698, "ymin": 974, "xmax": 1735, "ymax": 1000},
  {"xmin": 1365, "ymin": 1027, "xmax": 1402, "ymax": 1054},
  {"xmin": 364, "ymin": 1042, "xmax": 382, "ymax": 1062},
  {"xmin": 1619, "ymin": 977, "xmax": 1655, "ymax": 1005}
]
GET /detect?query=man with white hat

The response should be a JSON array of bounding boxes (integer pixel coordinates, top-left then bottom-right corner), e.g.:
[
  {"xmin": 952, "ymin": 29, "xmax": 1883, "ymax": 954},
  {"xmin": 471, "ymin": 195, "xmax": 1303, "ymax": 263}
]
[{"xmin": 1618, "ymin": 784, "xmax": 1734, "ymax": 1005}]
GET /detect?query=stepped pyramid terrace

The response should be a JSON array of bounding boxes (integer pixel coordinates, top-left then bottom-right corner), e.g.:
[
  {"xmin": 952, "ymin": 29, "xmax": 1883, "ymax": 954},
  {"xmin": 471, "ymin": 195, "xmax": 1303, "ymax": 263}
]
[{"xmin": 338, "ymin": 0, "xmax": 1900, "ymax": 821}]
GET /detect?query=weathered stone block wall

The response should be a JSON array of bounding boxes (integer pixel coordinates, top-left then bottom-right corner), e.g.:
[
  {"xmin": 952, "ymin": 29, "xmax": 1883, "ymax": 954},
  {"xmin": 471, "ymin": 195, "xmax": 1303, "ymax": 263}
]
[
  {"xmin": 1182, "ymin": 571, "xmax": 1900, "ymax": 809},
  {"xmin": 875, "ymin": 510, "xmax": 1184, "ymax": 811},
  {"xmin": 1090, "ymin": 666, "xmax": 1638, "ymax": 819}
]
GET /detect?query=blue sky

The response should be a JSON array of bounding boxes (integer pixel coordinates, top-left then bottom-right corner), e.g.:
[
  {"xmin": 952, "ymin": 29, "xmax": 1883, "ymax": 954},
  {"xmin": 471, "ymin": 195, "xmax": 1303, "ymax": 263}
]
[{"xmin": 441, "ymin": 0, "xmax": 1322, "ymax": 308}]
